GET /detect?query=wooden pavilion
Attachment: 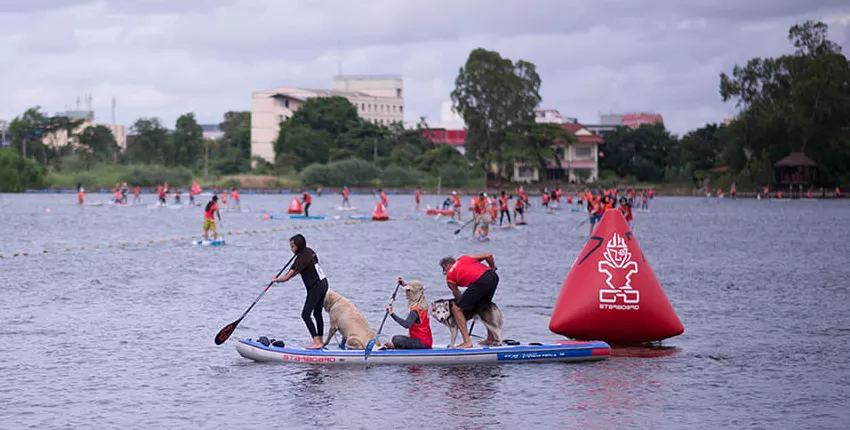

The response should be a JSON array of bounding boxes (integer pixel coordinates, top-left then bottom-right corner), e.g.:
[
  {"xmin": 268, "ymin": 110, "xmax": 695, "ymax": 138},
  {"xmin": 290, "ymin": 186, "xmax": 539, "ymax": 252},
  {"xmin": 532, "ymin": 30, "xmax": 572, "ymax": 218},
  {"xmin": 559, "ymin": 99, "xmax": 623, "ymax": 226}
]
[{"xmin": 774, "ymin": 152, "xmax": 817, "ymax": 186}]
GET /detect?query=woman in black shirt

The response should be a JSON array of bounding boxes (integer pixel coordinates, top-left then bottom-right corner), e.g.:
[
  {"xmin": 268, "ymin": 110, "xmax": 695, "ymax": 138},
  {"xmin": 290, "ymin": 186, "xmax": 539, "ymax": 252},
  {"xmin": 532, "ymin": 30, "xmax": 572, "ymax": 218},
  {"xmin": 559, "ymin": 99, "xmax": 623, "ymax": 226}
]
[{"xmin": 272, "ymin": 234, "xmax": 328, "ymax": 349}]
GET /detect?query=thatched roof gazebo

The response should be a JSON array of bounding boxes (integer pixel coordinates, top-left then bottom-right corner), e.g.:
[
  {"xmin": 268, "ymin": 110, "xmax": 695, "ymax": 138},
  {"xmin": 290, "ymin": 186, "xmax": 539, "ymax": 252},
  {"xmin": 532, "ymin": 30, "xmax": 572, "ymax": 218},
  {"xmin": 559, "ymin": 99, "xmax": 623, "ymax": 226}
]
[{"xmin": 774, "ymin": 152, "xmax": 817, "ymax": 186}]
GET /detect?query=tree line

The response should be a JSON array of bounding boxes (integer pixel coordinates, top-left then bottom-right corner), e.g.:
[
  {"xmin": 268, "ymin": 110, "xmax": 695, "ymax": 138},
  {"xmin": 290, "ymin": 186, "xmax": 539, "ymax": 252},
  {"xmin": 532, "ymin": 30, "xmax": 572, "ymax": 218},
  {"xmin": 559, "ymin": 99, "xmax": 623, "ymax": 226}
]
[
  {"xmin": 1, "ymin": 108, "xmax": 252, "ymax": 191},
  {"xmin": 2, "ymin": 20, "xmax": 846, "ymax": 192}
]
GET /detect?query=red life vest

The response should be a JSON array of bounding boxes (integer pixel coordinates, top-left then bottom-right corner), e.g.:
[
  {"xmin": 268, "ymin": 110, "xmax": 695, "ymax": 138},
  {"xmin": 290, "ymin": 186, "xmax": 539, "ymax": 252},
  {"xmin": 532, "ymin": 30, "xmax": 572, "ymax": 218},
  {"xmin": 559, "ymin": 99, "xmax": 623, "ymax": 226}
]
[
  {"xmin": 205, "ymin": 202, "xmax": 217, "ymax": 219},
  {"xmin": 409, "ymin": 306, "xmax": 432, "ymax": 348},
  {"xmin": 303, "ymin": 193, "xmax": 311, "ymax": 204},
  {"xmin": 446, "ymin": 256, "xmax": 488, "ymax": 287}
]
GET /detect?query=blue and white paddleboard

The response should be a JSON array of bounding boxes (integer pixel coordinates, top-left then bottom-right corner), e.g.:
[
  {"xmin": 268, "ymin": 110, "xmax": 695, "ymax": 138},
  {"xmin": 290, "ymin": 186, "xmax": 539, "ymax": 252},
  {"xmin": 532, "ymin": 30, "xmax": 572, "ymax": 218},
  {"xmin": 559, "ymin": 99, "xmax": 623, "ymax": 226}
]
[
  {"xmin": 289, "ymin": 215, "xmax": 326, "ymax": 220},
  {"xmin": 236, "ymin": 338, "xmax": 610, "ymax": 365},
  {"xmin": 194, "ymin": 238, "xmax": 226, "ymax": 246}
]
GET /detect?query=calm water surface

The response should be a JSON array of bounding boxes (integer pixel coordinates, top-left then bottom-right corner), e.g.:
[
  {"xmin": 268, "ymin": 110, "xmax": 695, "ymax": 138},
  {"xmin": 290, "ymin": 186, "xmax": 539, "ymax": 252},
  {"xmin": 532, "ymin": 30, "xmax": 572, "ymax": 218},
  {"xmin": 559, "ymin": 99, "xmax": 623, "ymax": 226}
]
[{"xmin": 1, "ymin": 193, "xmax": 849, "ymax": 429}]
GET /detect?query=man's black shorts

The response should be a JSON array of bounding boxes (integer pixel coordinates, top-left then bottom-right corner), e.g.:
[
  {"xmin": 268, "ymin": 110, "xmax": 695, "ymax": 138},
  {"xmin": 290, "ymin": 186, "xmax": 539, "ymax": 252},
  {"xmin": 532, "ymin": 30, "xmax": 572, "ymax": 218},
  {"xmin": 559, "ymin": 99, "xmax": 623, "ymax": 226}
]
[{"xmin": 457, "ymin": 270, "xmax": 499, "ymax": 313}]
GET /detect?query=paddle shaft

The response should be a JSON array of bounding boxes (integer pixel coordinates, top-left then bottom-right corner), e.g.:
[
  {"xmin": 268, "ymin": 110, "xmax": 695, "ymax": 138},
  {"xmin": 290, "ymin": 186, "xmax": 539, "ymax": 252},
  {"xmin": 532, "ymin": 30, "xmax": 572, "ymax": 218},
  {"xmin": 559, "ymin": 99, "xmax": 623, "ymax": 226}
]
[
  {"xmin": 365, "ymin": 280, "xmax": 403, "ymax": 359},
  {"xmin": 375, "ymin": 281, "xmax": 403, "ymax": 337},
  {"xmin": 214, "ymin": 254, "xmax": 296, "ymax": 345},
  {"xmin": 454, "ymin": 218, "xmax": 475, "ymax": 234}
]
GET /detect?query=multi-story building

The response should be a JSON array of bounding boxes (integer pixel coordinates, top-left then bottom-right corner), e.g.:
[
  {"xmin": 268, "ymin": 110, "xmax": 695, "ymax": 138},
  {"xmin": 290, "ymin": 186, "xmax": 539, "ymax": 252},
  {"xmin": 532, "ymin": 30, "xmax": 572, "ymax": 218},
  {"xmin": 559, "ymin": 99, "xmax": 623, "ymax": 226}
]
[
  {"xmin": 422, "ymin": 101, "xmax": 467, "ymax": 155},
  {"xmin": 586, "ymin": 112, "xmax": 663, "ymax": 134},
  {"xmin": 534, "ymin": 109, "xmax": 576, "ymax": 124},
  {"xmin": 251, "ymin": 75, "xmax": 404, "ymax": 163},
  {"xmin": 513, "ymin": 110, "xmax": 604, "ymax": 183}
]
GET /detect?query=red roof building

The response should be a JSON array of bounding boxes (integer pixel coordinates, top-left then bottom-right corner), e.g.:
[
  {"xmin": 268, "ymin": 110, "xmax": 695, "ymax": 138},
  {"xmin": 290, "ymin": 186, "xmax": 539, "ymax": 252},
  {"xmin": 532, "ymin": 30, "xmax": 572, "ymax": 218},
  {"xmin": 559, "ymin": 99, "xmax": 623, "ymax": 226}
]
[
  {"xmin": 513, "ymin": 121, "xmax": 604, "ymax": 183},
  {"xmin": 621, "ymin": 112, "xmax": 664, "ymax": 128},
  {"xmin": 423, "ymin": 128, "xmax": 467, "ymax": 155}
]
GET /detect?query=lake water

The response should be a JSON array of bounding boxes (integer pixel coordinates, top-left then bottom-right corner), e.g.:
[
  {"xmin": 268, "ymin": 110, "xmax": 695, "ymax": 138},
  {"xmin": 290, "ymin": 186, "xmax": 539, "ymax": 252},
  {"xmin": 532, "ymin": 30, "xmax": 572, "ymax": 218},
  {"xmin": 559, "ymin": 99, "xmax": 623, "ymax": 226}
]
[{"xmin": 1, "ymin": 192, "xmax": 849, "ymax": 429}]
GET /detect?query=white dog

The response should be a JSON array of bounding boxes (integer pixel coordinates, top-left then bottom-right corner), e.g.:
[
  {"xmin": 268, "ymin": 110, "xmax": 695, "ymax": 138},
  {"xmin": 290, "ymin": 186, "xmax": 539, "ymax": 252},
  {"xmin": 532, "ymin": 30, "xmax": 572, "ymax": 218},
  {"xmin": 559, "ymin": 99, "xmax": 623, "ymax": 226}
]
[
  {"xmin": 322, "ymin": 289, "xmax": 376, "ymax": 350},
  {"xmin": 429, "ymin": 299, "xmax": 503, "ymax": 348}
]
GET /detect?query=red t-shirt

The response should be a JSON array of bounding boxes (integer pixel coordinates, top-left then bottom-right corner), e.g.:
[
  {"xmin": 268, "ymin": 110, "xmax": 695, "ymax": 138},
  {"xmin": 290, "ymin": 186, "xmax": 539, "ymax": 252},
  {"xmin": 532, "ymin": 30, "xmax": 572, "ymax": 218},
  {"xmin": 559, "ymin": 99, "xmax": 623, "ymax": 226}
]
[
  {"xmin": 303, "ymin": 193, "xmax": 311, "ymax": 204},
  {"xmin": 446, "ymin": 255, "xmax": 488, "ymax": 287}
]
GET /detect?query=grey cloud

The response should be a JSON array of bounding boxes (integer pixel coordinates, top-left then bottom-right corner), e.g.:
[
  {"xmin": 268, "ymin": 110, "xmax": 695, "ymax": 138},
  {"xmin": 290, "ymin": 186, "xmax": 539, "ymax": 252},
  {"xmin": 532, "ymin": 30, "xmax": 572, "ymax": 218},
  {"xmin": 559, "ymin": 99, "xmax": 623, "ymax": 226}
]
[
  {"xmin": 1, "ymin": 0, "xmax": 848, "ymax": 135},
  {"xmin": 0, "ymin": 0, "xmax": 92, "ymax": 14}
]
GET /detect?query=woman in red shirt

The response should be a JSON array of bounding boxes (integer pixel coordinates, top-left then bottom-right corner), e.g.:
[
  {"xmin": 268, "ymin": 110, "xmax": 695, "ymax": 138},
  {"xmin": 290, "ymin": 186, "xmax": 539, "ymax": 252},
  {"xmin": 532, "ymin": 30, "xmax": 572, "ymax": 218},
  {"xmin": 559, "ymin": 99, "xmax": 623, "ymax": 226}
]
[
  {"xmin": 302, "ymin": 191, "xmax": 312, "ymax": 217},
  {"xmin": 381, "ymin": 279, "xmax": 433, "ymax": 349},
  {"xmin": 439, "ymin": 253, "xmax": 499, "ymax": 348}
]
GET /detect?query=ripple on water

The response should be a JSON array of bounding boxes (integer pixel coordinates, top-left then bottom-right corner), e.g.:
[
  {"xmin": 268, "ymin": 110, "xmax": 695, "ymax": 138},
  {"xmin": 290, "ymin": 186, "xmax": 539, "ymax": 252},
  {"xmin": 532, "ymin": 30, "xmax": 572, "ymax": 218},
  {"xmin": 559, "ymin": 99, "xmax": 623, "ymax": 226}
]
[{"xmin": 1, "ymin": 195, "xmax": 849, "ymax": 428}]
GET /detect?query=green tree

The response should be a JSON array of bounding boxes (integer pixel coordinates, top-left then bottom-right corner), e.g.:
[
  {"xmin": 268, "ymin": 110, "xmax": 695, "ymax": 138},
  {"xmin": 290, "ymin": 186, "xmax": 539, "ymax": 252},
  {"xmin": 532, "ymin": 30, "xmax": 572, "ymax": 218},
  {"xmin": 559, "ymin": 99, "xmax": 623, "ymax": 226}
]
[
  {"xmin": 0, "ymin": 148, "xmax": 47, "ymax": 191},
  {"xmin": 7, "ymin": 107, "xmax": 84, "ymax": 165},
  {"xmin": 77, "ymin": 125, "xmax": 119, "ymax": 166},
  {"xmin": 219, "ymin": 111, "xmax": 251, "ymax": 158},
  {"xmin": 452, "ymin": 48, "xmax": 542, "ymax": 188},
  {"xmin": 599, "ymin": 124, "xmax": 678, "ymax": 181},
  {"xmin": 172, "ymin": 113, "xmax": 204, "ymax": 167},
  {"xmin": 275, "ymin": 125, "xmax": 332, "ymax": 168},
  {"xmin": 504, "ymin": 122, "xmax": 577, "ymax": 182},
  {"xmin": 127, "ymin": 118, "xmax": 171, "ymax": 165},
  {"xmin": 719, "ymin": 20, "xmax": 850, "ymax": 185},
  {"xmin": 678, "ymin": 123, "xmax": 724, "ymax": 176}
]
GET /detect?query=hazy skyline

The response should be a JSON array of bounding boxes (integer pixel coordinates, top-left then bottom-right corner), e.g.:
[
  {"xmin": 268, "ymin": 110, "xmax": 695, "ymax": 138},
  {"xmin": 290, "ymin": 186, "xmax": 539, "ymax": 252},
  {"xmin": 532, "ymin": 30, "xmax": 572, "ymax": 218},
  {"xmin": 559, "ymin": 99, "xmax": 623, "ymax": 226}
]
[{"xmin": 1, "ymin": 0, "xmax": 848, "ymax": 135}]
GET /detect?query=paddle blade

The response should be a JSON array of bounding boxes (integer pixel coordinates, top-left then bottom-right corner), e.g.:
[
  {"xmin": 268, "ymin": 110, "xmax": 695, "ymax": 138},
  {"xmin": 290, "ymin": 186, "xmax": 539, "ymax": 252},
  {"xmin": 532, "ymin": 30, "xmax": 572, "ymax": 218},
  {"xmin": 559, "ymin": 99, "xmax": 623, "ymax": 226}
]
[
  {"xmin": 364, "ymin": 338, "xmax": 377, "ymax": 359},
  {"xmin": 214, "ymin": 319, "xmax": 241, "ymax": 345}
]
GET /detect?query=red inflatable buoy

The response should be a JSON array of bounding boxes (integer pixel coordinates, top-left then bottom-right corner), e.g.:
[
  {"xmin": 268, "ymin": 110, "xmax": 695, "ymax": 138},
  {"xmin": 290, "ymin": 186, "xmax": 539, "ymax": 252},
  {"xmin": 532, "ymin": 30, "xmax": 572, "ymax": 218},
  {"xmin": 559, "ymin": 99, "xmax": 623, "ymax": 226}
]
[
  {"xmin": 549, "ymin": 209, "xmax": 683, "ymax": 343},
  {"xmin": 287, "ymin": 197, "xmax": 303, "ymax": 214},
  {"xmin": 372, "ymin": 203, "xmax": 389, "ymax": 221}
]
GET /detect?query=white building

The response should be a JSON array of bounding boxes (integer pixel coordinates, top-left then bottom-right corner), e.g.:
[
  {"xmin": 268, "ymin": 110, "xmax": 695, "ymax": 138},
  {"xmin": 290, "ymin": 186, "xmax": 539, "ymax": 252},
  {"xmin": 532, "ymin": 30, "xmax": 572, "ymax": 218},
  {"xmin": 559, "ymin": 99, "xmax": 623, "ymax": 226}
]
[
  {"xmin": 0, "ymin": 119, "xmax": 9, "ymax": 148},
  {"xmin": 512, "ymin": 110, "xmax": 604, "ymax": 183},
  {"xmin": 43, "ymin": 110, "xmax": 127, "ymax": 150},
  {"xmin": 534, "ymin": 109, "xmax": 576, "ymax": 124},
  {"xmin": 251, "ymin": 75, "xmax": 404, "ymax": 162}
]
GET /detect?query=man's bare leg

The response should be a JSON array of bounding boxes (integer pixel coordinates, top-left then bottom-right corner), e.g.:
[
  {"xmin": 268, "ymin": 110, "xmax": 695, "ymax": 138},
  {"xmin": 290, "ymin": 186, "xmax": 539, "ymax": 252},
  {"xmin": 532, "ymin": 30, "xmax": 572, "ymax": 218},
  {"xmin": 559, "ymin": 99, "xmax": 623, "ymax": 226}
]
[{"xmin": 450, "ymin": 303, "xmax": 473, "ymax": 348}]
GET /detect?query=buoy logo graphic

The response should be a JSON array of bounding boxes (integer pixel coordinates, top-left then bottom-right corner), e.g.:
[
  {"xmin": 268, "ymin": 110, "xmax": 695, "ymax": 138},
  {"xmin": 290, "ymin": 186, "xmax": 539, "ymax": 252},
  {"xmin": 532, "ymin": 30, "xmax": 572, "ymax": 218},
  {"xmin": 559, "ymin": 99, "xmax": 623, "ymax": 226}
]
[{"xmin": 598, "ymin": 233, "xmax": 640, "ymax": 309}]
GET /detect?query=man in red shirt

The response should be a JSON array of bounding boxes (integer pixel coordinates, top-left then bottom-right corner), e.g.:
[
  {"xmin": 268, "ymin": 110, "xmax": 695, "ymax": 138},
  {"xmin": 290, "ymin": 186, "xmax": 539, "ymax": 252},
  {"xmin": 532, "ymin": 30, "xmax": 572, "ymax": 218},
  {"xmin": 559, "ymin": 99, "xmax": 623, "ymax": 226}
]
[{"xmin": 439, "ymin": 253, "xmax": 499, "ymax": 348}]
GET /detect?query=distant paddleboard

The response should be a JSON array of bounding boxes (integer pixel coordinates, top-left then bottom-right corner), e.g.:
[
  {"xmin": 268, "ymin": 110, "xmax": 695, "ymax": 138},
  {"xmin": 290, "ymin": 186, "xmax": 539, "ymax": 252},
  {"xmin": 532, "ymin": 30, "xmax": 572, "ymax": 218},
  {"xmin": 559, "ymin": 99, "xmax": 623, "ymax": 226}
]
[
  {"xmin": 290, "ymin": 215, "xmax": 326, "ymax": 220},
  {"xmin": 194, "ymin": 238, "xmax": 226, "ymax": 246},
  {"xmin": 336, "ymin": 206, "xmax": 357, "ymax": 211}
]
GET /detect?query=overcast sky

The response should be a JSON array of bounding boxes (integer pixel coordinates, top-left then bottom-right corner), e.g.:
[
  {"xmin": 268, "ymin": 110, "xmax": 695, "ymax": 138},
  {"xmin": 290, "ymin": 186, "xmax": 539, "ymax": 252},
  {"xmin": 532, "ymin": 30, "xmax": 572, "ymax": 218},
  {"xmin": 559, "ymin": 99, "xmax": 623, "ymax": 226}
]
[{"xmin": 1, "ymin": 0, "xmax": 848, "ymax": 135}]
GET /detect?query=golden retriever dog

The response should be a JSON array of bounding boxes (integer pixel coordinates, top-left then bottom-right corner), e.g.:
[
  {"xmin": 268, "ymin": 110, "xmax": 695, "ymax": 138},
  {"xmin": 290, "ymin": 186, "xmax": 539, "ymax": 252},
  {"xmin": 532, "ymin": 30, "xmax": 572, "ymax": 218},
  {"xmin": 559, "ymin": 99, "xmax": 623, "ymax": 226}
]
[{"xmin": 322, "ymin": 289, "xmax": 376, "ymax": 350}]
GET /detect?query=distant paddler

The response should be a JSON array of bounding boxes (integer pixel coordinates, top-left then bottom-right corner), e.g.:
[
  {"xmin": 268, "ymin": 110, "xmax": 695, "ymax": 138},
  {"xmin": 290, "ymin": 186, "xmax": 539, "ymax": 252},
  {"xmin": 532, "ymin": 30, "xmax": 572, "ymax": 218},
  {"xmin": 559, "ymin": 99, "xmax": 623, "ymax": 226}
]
[
  {"xmin": 203, "ymin": 195, "xmax": 222, "ymax": 242},
  {"xmin": 77, "ymin": 184, "xmax": 85, "ymax": 205},
  {"xmin": 231, "ymin": 187, "xmax": 240, "ymax": 211},
  {"xmin": 341, "ymin": 186, "xmax": 351, "ymax": 208}
]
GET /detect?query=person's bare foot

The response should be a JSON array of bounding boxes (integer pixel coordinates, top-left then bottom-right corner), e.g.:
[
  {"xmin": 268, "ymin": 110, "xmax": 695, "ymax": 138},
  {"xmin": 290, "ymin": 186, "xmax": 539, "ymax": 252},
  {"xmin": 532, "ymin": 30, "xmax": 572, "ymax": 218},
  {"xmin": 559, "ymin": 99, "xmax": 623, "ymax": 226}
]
[
  {"xmin": 478, "ymin": 339, "xmax": 498, "ymax": 346},
  {"xmin": 305, "ymin": 342, "xmax": 324, "ymax": 349},
  {"xmin": 455, "ymin": 342, "xmax": 474, "ymax": 349}
]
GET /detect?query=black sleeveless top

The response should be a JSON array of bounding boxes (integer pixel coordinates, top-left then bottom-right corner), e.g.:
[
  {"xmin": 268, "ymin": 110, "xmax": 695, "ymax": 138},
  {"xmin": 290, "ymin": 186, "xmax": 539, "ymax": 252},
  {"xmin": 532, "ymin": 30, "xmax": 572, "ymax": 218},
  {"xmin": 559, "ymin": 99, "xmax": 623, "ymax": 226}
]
[{"xmin": 291, "ymin": 247, "xmax": 325, "ymax": 289}]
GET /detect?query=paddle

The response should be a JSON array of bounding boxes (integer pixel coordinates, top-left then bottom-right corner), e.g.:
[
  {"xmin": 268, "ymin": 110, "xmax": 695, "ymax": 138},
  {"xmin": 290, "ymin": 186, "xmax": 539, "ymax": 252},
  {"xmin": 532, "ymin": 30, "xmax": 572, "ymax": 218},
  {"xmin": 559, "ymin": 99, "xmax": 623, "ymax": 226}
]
[
  {"xmin": 574, "ymin": 217, "xmax": 590, "ymax": 230},
  {"xmin": 453, "ymin": 218, "xmax": 475, "ymax": 235},
  {"xmin": 365, "ymin": 278, "xmax": 404, "ymax": 360},
  {"xmin": 214, "ymin": 254, "xmax": 297, "ymax": 345}
]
